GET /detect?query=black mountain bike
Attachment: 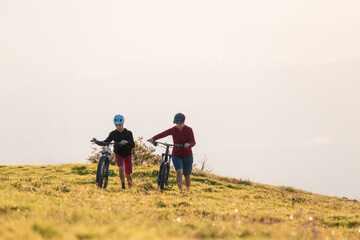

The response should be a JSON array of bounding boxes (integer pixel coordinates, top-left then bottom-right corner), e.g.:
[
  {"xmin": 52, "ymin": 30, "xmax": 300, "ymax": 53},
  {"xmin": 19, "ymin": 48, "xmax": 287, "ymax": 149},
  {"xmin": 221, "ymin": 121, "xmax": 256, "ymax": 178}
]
[
  {"xmin": 90, "ymin": 140, "xmax": 119, "ymax": 189},
  {"xmin": 149, "ymin": 141, "xmax": 184, "ymax": 192}
]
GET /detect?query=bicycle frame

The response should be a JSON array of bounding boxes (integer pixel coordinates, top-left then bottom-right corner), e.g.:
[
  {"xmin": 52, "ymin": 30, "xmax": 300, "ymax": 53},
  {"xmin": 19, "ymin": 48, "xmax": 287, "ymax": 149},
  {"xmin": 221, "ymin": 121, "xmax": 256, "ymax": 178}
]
[
  {"xmin": 150, "ymin": 141, "xmax": 184, "ymax": 192},
  {"xmin": 91, "ymin": 140, "xmax": 119, "ymax": 189}
]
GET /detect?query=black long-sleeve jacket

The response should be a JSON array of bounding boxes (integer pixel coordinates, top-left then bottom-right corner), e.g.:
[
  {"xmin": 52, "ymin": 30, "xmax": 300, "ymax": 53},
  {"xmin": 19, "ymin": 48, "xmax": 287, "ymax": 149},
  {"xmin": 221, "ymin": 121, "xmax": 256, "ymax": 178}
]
[{"xmin": 97, "ymin": 128, "xmax": 135, "ymax": 157}]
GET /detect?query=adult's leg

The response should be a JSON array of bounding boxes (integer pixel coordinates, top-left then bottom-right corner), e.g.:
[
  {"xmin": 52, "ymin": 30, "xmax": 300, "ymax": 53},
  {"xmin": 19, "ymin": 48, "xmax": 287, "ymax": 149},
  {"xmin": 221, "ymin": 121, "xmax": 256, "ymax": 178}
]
[
  {"xmin": 183, "ymin": 156, "xmax": 194, "ymax": 192},
  {"xmin": 176, "ymin": 169, "xmax": 184, "ymax": 193},
  {"xmin": 172, "ymin": 156, "xmax": 184, "ymax": 193},
  {"xmin": 184, "ymin": 175, "xmax": 191, "ymax": 191}
]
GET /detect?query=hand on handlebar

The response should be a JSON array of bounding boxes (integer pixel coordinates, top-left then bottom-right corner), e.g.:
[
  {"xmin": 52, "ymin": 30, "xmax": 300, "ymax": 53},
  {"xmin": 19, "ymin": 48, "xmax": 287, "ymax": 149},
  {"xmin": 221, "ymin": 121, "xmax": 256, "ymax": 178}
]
[
  {"xmin": 120, "ymin": 140, "xmax": 128, "ymax": 145},
  {"xmin": 184, "ymin": 143, "xmax": 190, "ymax": 148},
  {"xmin": 148, "ymin": 139, "xmax": 158, "ymax": 147},
  {"xmin": 91, "ymin": 138, "xmax": 98, "ymax": 142}
]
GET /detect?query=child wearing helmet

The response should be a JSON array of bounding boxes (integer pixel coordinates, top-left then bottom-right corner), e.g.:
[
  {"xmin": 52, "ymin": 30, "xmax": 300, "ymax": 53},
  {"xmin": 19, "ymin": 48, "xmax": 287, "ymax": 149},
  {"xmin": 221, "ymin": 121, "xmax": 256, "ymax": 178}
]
[
  {"xmin": 92, "ymin": 114, "xmax": 135, "ymax": 189},
  {"xmin": 148, "ymin": 113, "xmax": 196, "ymax": 193}
]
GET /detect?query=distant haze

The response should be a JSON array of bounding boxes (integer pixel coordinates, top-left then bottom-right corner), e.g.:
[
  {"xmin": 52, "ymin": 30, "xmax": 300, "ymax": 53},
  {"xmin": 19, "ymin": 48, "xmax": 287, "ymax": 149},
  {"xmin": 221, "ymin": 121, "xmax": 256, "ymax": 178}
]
[{"xmin": 1, "ymin": 0, "xmax": 359, "ymax": 199}]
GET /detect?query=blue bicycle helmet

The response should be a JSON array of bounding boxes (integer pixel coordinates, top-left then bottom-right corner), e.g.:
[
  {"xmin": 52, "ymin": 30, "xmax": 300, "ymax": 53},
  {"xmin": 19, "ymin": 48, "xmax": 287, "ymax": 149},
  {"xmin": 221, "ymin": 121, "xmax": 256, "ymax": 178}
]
[
  {"xmin": 173, "ymin": 113, "xmax": 185, "ymax": 124},
  {"xmin": 113, "ymin": 114, "xmax": 125, "ymax": 124}
]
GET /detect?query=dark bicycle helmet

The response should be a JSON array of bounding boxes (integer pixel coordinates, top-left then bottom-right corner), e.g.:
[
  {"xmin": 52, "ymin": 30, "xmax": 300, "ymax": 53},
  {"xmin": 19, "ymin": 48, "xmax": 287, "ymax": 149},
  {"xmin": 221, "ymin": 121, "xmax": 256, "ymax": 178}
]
[
  {"xmin": 173, "ymin": 113, "xmax": 185, "ymax": 124},
  {"xmin": 113, "ymin": 114, "xmax": 125, "ymax": 124}
]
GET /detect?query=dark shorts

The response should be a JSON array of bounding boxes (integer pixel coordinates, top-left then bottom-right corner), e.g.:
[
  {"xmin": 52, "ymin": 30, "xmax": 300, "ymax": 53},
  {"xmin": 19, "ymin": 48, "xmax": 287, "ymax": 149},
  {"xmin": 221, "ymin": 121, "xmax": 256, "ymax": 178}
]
[
  {"xmin": 171, "ymin": 156, "xmax": 193, "ymax": 176},
  {"xmin": 115, "ymin": 154, "xmax": 132, "ymax": 175}
]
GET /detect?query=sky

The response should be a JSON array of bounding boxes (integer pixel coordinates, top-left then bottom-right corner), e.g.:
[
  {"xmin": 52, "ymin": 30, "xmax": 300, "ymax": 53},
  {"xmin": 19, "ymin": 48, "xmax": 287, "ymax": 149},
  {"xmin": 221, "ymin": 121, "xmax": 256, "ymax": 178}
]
[{"xmin": 1, "ymin": 0, "xmax": 359, "ymax": 199}]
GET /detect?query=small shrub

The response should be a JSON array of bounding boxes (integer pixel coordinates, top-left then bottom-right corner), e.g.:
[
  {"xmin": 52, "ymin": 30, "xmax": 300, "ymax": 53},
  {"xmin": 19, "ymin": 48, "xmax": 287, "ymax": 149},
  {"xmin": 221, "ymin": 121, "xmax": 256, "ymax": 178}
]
[
  {"xmin": 282, "ymin": 186, "xmax": 296, "ymax": 193},
  {"xmin": 32, "ymin": 224, "xmax": 59, "ymax": 238},
  {"xmin": 138, "ymin": 182, "xmax": 154, "ymax": 191},
  {"xmin": 132, "ymin": 137, "xmax": 161, "ymax": 166},
  {"xmin": 32, "ymin": 182, "xmax": 41, "ymax": 188},
  {"xmin": 76, "ymin": 233, "xmax": 96, "ymax": 240},
  {"xmin": 193, "ymin": 155, "xmax": 212, "ymax": 174},
  {"xmin": 174, "ymin": 201, "xmax": 191, "ymax": 207},
  {"xmin": 12, "ymin": 182, "xmax": 22, "ymax": 190},
  {"xmin": 71, "ymin": 166, "xmax": 89, "ymax": 175},
  {"xmin": 157, "ymin": 201, "xmax": 167, "ymax": 208},
  {"xmin": 239, "ymin": 229, "xmax": 252, "ymax": 238},
  {"xmin": 61, "ymin": 186, "xmax": 70, "ymax": 193},
  {"xmin": 237, "ymin": 179, "xmax": 251, "ymax": 186},
  {"xmin": 347, "ymin": 220, "xmax": 360, "ymax": 228}
]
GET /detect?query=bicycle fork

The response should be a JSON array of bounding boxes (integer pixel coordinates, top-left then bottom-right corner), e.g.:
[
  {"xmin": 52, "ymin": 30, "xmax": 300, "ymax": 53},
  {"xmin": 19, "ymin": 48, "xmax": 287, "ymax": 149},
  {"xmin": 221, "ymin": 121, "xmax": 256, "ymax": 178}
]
[{"xmin": 100, "ymin": 150, "xmax": 111, "ymax": 177}]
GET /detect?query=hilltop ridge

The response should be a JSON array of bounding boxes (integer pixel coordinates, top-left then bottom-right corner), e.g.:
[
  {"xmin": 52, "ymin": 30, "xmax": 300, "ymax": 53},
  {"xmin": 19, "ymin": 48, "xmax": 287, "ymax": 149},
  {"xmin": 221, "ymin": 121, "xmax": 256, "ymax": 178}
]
[{"xmin": 0, "ymin": 164, "xmax": 359, "ymax": 239}]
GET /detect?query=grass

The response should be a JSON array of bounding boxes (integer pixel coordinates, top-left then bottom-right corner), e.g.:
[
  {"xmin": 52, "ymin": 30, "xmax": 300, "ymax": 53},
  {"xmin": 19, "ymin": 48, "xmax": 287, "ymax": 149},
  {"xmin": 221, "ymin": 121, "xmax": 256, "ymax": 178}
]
[{"xmin": 0, "ymin": 163, "xmax": 360, "ymax": 239}]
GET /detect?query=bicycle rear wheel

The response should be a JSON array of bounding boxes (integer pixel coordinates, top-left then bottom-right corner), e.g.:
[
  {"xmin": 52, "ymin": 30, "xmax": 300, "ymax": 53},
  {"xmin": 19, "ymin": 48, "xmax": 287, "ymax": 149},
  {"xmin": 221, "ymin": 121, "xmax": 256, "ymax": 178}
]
[{"xmin": 96, "ymin": 156, "xmax": 107, "ymax": 188}]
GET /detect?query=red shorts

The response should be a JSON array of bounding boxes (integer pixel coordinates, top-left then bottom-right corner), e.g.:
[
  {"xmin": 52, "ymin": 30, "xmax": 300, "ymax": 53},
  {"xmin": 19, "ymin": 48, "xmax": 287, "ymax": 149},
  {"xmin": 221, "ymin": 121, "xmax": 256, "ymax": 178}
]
[{"xmin": 115, "ymin": 154, "xmax": 133, "ymax": 175}]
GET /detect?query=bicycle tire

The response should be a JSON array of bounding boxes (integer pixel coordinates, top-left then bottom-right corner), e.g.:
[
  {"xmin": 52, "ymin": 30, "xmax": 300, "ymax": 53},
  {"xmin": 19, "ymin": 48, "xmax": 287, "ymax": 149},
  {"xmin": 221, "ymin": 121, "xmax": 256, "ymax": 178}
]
[
  {"xmin": 96, "ymin": 156, "xmax": 106, "ymax": 188},
  {"xmin": 103, "ymin": 158, "xmax": 110, "ymax": 189},
  {"xmin": 165, "ymin": 163, "xmax": 170, "ymax": 186},
  {"xmin": 159, "ymin": 162, "xmax": 167, "ymax": 192},
  {"xmin": 156, "ymin": 163, "xmax": 162, "ymax": 185}
]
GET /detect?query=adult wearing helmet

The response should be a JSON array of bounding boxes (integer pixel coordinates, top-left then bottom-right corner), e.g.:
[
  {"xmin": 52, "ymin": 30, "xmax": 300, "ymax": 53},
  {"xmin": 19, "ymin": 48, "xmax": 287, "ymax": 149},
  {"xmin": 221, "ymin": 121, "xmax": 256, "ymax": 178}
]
[
  {"xmin": 92, "ymin": 114, "xmax": 135, "ymax": 189},
  {"xmin": 148, "ymin": 113, "xmax": 196, "ymax": 193}
]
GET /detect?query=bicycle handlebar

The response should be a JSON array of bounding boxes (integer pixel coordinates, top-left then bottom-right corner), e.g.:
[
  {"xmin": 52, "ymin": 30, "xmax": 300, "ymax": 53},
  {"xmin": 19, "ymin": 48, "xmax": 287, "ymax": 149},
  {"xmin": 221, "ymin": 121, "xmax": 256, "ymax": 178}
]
[
  {"xmin": 90, "ymin": 140, "xmax": 122, "ymax": 146},
  {"xmin": 148, "ymin": 140, "xmax": 184, "ymax": 149}
]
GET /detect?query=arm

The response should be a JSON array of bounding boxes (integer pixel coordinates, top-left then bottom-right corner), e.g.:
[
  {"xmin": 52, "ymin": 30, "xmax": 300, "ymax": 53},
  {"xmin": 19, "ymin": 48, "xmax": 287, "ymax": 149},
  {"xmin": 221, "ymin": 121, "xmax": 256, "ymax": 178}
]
[
  {"xmin": 187, "ymin": 128, "xmax": 196, "ymax": 147},
  {"xmin": 127, "ymin": 131, "xmax": 135, "ymax": 149},
  {"xmin": 152, "ymin": 127, "xmax": 174, "ymax": 141},
  {"xmin": 94, "ymin": 133, "xmax": 113, "ymax": 146}
]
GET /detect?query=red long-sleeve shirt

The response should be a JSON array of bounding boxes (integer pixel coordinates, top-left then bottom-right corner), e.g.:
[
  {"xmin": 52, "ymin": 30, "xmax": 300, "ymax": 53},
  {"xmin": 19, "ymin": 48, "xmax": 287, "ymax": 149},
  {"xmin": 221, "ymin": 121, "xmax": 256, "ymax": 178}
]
[{"xmin": 152, "ymin": 125, "xmax": 196, "ymax": 158}]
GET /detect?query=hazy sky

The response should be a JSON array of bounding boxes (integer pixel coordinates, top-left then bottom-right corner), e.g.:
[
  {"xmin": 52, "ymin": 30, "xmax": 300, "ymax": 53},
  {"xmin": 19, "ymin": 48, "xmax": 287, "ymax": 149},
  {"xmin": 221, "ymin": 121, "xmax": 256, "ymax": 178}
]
[{"xmin": 1, "ymin": 0, "xmax": 359, "ymax": 198}]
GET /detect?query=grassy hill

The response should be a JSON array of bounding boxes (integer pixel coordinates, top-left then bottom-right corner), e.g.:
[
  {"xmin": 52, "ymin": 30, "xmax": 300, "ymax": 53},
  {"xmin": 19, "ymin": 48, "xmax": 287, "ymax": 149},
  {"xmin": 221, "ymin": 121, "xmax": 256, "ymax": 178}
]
[{"xmin": 0, "ymin": 164, "xmax": 360, "ymax": 240}]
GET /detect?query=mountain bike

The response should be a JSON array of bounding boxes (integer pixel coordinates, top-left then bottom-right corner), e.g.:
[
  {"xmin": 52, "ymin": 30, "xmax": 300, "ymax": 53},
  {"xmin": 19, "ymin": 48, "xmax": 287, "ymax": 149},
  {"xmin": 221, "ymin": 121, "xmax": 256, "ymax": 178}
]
[
  {"xmin": 149, "ymin": 141, "xmax": 184, "ymax": 192},
  {"xmin": 90, "ymin": 140, "xmax": 120, "ymax": 189}
]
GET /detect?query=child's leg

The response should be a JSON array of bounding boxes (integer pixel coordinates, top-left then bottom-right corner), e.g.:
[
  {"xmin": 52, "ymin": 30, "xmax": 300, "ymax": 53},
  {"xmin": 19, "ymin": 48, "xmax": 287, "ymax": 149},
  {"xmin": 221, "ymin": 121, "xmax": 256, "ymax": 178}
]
[
  {"xmin": 119, "ymin": 166, "xmax": 125, "ymax": 184},
  {"xmin": 115, "ymin": 154, "xmax": 126, "ymax": 187},
  {"xmin": 126, "ymin": 174, "xmax": 132, "ymax": 188},
  {"xmin": 124, "ymin": 155, "xmax": 133, "ymax": 188}
]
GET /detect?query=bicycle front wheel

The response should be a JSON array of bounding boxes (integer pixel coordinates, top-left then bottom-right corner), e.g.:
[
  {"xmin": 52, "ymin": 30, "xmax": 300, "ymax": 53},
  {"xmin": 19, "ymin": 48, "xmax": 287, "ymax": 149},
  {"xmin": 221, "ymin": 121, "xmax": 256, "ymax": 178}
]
[
  {"xmin": 103, "ymin": 158, "xmax": 110, "ymax": 189},
  {"xmin": 96, "ymin": 156, "xmax": 107, "ymax": 188},
  {"xmin": 158, "ymin": 162, "xmax": 167, "ymax": 192}
]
